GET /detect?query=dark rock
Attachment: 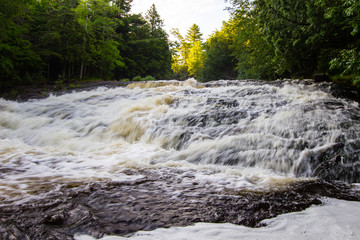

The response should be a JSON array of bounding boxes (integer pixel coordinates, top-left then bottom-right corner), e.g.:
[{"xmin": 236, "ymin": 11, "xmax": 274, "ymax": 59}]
[
  {"xmin": 0, "ymin": 169, "xmax": 359, "ymax": 239},
  {"xmin": 314, "ymin": 73, "xmax": 329, "ymax": 82}
]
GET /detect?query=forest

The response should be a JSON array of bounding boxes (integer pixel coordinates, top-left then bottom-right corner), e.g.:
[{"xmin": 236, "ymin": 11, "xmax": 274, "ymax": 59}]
[
  {"xmin": 0, "ymin": 0, "xmax": 171, "ymax": 91},
  {"xmin": 1, "ymin": 0, "xmax": 360, "ymax": 93}
]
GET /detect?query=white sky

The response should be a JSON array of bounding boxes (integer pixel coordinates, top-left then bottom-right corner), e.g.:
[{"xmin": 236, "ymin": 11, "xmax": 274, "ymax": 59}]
[{"xmin": 130, "ymin": 0, "xmax": 232, "ymax": 40}]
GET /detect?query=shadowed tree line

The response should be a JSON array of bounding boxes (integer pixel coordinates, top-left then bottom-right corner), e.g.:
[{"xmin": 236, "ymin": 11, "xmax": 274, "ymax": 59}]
[
  {"xmin": 0, "ymin": 0, "xmax": 171, "ymax": 91},
  {"xmin": 1, "ymin": 0, "xmax": 360, "ymax": 92}
]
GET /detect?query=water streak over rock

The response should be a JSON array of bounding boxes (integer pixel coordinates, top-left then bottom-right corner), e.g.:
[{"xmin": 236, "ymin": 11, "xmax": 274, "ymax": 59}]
[{"xmin": 1, "ymin": 79, "xmax": 360, "ymax": 238}]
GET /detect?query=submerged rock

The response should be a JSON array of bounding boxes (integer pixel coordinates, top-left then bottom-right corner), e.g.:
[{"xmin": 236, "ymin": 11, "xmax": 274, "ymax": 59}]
[{"xmin": 0, "ymin": 169, "xmax": 359, "ymax": 239}]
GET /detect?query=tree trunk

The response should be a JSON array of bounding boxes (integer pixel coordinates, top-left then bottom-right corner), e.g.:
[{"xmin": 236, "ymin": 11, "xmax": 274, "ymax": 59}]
[
  {"xmin": 80, "ymin": 61, "xmax": 84, "ymax": 79},
  {"xmin": 62, "ymin": 62, "xmax": 66, "ymax": 80},
  {"xmin": 47, "ymin": 62, "xmax": 50, "ymax": 82},
  {"xmin": 68, "ymin": 61, "xmax": 71, "ymax": 79}
]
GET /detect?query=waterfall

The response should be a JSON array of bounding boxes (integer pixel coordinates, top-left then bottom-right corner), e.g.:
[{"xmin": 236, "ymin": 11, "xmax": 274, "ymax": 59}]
[
  {"xmin": 1, "ymin": 79, "xmax": 360, "ymax": 239},
  {"xmin": 1, "ymin": 79, "xmax": 360, "ymax": 203}
]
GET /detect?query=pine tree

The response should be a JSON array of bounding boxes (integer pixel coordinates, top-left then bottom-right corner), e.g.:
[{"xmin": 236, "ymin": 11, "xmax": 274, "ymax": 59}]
[
  {"xmin": 171, "ymin": 24, "xmax": 205, "ymax": 80},
  {"xmin": 186, "ymin": 24, "xmax": 203, "ymax": 44},
  {"xmin": 145, "ymin": 4, "xmax": 166, "ymax": 38}
]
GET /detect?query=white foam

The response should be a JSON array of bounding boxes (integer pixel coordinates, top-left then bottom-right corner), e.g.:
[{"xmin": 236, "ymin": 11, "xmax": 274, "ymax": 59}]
[
  {"xmin": 1, "ymin": 80, "xmax": 360, "ymax": 201},
  {"xmin": 75, "ymin": 198, "xmax": 360, "ymax": 240}
]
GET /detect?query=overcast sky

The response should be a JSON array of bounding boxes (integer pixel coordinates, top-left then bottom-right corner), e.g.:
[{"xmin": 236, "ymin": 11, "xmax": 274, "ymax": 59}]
[{"xmin": 131, "ymin": 0, "xmax": 232, "ymax": 40}]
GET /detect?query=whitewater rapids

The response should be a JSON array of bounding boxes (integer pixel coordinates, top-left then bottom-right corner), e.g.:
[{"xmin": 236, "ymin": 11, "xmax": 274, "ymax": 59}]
[{"xmin": 1, "ymin": 79, "xmax": 360, "ymax": 239}]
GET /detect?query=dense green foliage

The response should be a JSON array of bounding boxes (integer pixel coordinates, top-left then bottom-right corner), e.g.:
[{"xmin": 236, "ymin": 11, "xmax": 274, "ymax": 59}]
[
  {"xmin": 0, "ymin": 0, "xmax": 171, "ymax": 91},
  {"xmin": 201, "ymin": 22, "xmax": 237, "ymax": 81},
  {"xmin": 223, "ymin": 0, "xmax": 360, "ymax": 83},
  {"xmin": 2, "ymin": 0, "xmax": 360, "ymax": 90},
  {"xmin": 180, "ymin": 0, "xmax": 360, "ymax": 84},
  {"xmin": 171, "ymin": 24, "xmax": 205, "ymax": 80},
  {"xmin": 0, "ymin": 0, "xmax": 42, "ymax": 88}
]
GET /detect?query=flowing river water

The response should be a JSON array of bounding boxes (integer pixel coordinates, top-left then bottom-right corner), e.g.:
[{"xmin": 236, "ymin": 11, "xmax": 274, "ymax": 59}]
[{"xmin": 1, "ymin": 79, "xmax": 360, "ymax": 239}]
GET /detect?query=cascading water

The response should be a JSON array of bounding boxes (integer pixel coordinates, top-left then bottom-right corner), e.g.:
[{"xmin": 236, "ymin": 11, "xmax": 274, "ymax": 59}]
[
  {"xmin": 137, "ymin": 79, "xmax": 360, "ymax": 182},
  {"xmin": 1, "ymin": 79, "xmax": 360, "ymax": 239}
]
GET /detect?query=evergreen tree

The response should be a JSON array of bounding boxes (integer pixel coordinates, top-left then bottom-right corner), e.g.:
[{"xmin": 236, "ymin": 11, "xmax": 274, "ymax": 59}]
[
  {"xmin": 171, "ymin": 24, "xmax": 205, "ymax": 80},
  {"xmin": 122, "ymin": 4, "xmax": 171, "ymax": 79},
  {"xmin": 186, "ymin": 24, "xmax": 203, "ymax": 44},
  {"xmin": 145, "ymin": 4, "xmax": 166, "ymax": 38},
  {"xmin": 112, "ymin": 0, "xmax": 132, "ymax": 15}
]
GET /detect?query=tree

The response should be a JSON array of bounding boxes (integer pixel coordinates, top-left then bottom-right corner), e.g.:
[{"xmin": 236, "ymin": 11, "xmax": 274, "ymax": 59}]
[
  {"xmin": 111, "ymin": 0, "xmax": 132, "ymax": 15},
  {"xmin": 227, "ymin": 0, "xmax": 360, "ymax": 81},
  {"xmin": 0, "ymin": 0, "xmax": 172, "ymax": 90},
  {"xmin": 145, "ymin": 4, "xmax": 166, "ymax": 38},
  {"xmin": 231, "ymin": 9, "xmax": 276, "ymax": 79},
  {"xmin": 0, "ymin": 0, "xmax": 41, "ymax": 90},
  {"xmin": 186, "ymin": 24, "xmax": 203, "ymax": 44},
  {"xmin": 45, "ymin": 0, "xmax": 83, "ymax": 80},
  {"xmin": 171, "ymin": 24, "xmax": 205, "ymax": 80},
  {"xmin": 202, "ymin": 23, "xmax": 237, "ymax": 81},
  {"xmin": 75, "ymin": 0, "xmax": 125, "ymax": 79},
  {"xmin": 185, "ymin": 24, "xmax": 204, "ymax": 79},
  {"xmin": 326, "ymin": 0, "xmax": 360, "ymax": 86},
  {"xmin": 187, "ymin": 41, "xmax": 205, "ymax": 79},
  {"xmin": 120, "ymin": 4, "xmax": 171, "ymax": 79},
  {"xmin": 171, "ymin": 29, "xmax": 189, "ymax": 79}
]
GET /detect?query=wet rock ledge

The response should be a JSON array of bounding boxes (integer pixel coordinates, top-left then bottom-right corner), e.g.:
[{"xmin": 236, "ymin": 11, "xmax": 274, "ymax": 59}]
[
  {"xmin": 0, "ymin": 168, "xmax": 359, "ymax": 239},
  {"xmin": 0, "ymin": 81, "xmax": 130, "ymax": 102}
]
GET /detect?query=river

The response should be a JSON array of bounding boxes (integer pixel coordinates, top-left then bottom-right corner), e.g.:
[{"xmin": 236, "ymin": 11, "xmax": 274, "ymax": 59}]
[{"xmin": 1, "ymin": 79, "xmax": 360, "ymax": 239}]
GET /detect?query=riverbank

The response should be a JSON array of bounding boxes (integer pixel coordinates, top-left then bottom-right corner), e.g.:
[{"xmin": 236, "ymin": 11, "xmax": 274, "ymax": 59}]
[
  {"xmin": 1, "ymin": 79, "xmax": 360, "ymax": 104},
  {"xmin": 0, "ymin": 80, "xmax": 131, "ymax": 102}
]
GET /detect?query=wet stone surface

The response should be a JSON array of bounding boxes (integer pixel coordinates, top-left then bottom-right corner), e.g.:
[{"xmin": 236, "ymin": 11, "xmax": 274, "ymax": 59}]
[
  {"xmin": 2, "ymin": 79, "xmax": 360, "ymax": 239},
  {"xmin": 1, "ymin": 168, "xmax": 359, "ymax": 240}
]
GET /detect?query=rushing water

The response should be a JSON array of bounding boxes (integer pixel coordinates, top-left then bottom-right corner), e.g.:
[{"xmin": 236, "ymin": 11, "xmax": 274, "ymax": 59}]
[{"xmin": 1, "ymin": 79, "xmax": 360, "ymax": 238}]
